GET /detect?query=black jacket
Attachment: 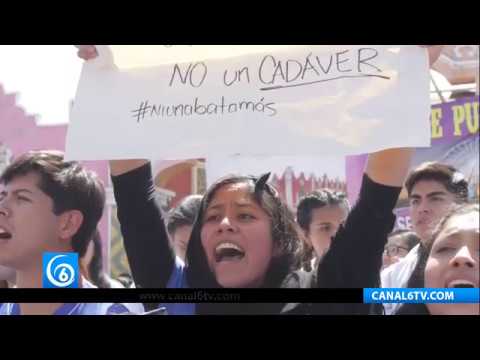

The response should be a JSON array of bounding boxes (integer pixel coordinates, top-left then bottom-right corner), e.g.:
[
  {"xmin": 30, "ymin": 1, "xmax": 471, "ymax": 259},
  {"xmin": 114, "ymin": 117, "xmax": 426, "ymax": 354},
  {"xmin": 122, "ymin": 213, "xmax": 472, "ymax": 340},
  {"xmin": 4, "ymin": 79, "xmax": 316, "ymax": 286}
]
[{"xmin": 112, "ymin": 163, "xmax": 400, "ymax": 315}]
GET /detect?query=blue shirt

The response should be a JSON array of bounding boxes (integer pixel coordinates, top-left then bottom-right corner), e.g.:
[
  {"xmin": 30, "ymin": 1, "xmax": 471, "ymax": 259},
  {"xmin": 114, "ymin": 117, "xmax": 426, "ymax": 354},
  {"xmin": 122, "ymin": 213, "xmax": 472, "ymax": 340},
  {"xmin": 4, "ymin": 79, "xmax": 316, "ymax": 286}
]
[
  {"xmin": 0, "ymin": 279, "xmax": 145, "ymax": 315},
  {"xmin": 159, "ymin": 257, "xmax": 196, "ymax": 315},
  {"xmin": 0, "ymin": 302, "xmax": 137, "ymax": 315}
]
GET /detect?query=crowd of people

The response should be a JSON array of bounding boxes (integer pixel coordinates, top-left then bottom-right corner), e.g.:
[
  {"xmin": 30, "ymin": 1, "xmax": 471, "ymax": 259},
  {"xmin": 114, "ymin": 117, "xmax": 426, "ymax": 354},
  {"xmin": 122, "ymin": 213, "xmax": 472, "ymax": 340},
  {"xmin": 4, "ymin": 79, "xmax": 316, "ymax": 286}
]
[{"xmin": 0, "ymin": 45, "xmax": 478, "ymax": 315}]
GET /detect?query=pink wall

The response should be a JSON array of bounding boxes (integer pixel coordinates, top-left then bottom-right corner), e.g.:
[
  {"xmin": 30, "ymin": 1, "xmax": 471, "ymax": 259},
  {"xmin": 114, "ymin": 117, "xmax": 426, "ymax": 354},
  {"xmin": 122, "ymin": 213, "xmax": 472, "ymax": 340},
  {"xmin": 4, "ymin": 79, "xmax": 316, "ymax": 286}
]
[{"xmin": 0, "ymin": 84, "xmax": 110, "ymax": 263}]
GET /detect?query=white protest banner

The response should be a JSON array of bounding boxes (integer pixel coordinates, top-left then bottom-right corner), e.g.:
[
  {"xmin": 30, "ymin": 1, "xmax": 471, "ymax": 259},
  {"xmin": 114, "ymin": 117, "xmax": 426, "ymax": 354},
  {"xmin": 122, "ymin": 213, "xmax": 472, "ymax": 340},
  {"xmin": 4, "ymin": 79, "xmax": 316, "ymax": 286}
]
[{"xmin": 66, "ymin": 45, "xmax": 431, "ymax": 161}]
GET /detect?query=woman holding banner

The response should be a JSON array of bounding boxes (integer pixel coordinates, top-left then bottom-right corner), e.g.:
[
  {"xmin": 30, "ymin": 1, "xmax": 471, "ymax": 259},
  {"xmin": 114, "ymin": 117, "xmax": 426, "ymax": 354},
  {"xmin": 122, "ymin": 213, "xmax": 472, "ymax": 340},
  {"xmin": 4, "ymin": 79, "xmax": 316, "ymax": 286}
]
[
  {"xmin": 76, "ymin": 45, "xmax": 442, "ymax": 315},
  {"xmin": 107, "ymin": 150, "xmax": 407, "ymax": 315}
]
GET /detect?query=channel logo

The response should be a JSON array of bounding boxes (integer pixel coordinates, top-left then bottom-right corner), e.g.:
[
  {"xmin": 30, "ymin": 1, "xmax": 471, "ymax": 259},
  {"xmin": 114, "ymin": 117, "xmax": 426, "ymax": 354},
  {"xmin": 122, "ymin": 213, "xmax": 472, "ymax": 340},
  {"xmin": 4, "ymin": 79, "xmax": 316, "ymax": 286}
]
[
  {"xmin": 363, "ymin": 288, "xmax": 479, "ymax": 303},
  {"xmin": 42, "ymin": 252, "xmax": 79, "ymax": 288}
]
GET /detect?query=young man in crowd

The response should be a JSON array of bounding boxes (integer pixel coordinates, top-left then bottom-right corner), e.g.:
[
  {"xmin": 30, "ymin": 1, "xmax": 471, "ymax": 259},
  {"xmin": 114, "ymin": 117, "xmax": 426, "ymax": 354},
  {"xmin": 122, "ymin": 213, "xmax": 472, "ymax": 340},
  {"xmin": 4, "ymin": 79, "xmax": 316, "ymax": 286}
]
[
  {"xmin": 381, "ymin": 229, "xmax": 420, "ymax": 270},
  {"xmin": 0, "ymin": 150, "xmax": 143, "ymax": 315},
  {"xmin": 381, "ymin": 161, "xmax": 470, "ymax": 314}
]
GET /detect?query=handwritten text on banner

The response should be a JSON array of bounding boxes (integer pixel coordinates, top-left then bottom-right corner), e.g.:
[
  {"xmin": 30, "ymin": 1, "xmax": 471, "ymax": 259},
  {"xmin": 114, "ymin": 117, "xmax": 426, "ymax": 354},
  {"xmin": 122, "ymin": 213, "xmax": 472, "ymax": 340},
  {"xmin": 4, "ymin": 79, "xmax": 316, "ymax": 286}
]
[{"xmin": 66, "ymin": 45, "xmax": 431, "ymax": 160}]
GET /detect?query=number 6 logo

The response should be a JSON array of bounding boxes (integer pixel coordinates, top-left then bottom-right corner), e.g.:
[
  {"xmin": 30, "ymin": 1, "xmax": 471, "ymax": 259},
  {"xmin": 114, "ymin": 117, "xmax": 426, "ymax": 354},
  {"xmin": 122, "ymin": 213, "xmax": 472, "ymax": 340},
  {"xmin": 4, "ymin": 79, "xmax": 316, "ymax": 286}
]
[{"xmin": 43, "ymin": 252, "xmax": 78, "ymax": 288}]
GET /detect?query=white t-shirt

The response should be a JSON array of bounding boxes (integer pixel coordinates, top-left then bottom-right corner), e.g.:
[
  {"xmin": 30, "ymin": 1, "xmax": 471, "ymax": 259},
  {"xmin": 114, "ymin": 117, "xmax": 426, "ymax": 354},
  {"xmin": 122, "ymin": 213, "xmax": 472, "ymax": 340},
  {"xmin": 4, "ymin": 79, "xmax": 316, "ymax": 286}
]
[{"xmin": 380, "ymin": 244, "xmax": 421, "ymax": 315}]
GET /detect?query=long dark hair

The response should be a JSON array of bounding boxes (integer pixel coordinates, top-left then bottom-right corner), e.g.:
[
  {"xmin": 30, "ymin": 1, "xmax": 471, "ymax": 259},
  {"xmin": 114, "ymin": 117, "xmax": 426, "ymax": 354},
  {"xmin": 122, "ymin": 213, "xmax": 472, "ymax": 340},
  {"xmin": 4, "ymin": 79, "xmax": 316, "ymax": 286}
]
[
  {"xmin": 0, "ymin": 151, "xmax": 105, "ymax": 258},
  {"xmin": 83, "ymin": 229, "xmax": 112, "ymax": 288},
  {"xmin": 166, "ymin": 195, "xmax": 203, "ymax": 236},
  {"xmin": 185, "ymin": 173, "xmax": 303, "ymax": 289},
  {"xmin": 296, "ymin": 189, "xmax": 350, "ymax": 270}
]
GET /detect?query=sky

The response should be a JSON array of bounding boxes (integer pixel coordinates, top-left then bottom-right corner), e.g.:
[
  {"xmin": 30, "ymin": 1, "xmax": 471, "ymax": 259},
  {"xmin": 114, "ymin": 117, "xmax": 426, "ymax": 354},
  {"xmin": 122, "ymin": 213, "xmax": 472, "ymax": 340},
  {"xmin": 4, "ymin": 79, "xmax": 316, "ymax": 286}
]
[{"xmin": 0, "ymin": 45, "xmax": 82, "ymax": 125}]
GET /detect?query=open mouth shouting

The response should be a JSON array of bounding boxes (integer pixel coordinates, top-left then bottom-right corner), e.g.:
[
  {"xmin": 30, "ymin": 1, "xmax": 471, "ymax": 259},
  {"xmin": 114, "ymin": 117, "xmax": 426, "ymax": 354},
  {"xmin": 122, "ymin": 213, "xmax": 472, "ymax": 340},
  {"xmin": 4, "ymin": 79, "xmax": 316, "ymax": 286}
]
[
  {"xmin": 446, "ymin": 279, "xmax": 477, "ymax": 288},
  {"xmin": 214, "ymin": 241, "xmax": 245, "ymax": 263},
  {"xmin": 0, "ymin": 226, "xmax": 12, "ymax": 241}
]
